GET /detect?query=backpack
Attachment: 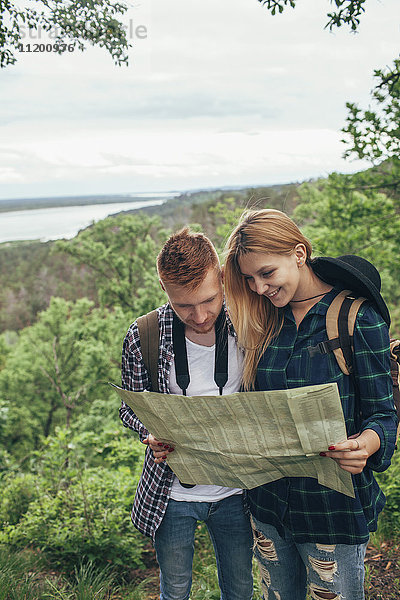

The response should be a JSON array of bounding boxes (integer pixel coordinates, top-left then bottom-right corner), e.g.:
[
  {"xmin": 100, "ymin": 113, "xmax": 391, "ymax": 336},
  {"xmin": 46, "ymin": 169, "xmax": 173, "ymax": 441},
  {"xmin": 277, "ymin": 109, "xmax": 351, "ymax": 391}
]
[
  {"xmin": 137, "ymin": 309, "xmax": 160, "ymax": 393},
  {"xmin": 319, "ymin": 289, "xmax": 400, "ymax": 441}
]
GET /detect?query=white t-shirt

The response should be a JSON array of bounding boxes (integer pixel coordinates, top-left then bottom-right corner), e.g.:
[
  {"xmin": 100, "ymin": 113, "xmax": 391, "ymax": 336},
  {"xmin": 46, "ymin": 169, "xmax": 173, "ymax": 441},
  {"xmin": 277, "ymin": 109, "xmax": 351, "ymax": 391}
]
[{"xmin": 169, "ymin": 334, "xmax": 244, "ymax": 502}]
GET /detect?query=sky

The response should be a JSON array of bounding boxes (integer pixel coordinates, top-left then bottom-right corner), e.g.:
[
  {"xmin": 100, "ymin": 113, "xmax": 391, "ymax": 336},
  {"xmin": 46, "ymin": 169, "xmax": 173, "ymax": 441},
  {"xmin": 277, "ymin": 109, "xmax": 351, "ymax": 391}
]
[{"xmin": 0, "ymin": 0, "xmax": 399, "ymax": 201}]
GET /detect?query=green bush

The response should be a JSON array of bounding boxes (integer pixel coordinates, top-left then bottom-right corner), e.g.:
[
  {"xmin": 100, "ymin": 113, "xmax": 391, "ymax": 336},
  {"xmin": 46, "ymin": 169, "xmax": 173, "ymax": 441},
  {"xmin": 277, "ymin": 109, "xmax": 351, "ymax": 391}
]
[
  {"xmin": 0, "ymin": 426, "xmax": 146, "ymax": 573},
  {"xmin": 0, "ymin": 472, "xmax": 39, "ymax": 527},
  {"xmin": 376, "ymin": 448, "xmax": 400, "ymax": 537}
]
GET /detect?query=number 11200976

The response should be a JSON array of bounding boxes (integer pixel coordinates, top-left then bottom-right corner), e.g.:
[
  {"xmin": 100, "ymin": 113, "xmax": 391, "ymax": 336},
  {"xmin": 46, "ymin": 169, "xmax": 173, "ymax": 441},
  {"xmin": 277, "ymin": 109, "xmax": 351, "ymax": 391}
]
[{"xmin": 18, "ymin": 43, "xmax": 75, "ymax": 53}]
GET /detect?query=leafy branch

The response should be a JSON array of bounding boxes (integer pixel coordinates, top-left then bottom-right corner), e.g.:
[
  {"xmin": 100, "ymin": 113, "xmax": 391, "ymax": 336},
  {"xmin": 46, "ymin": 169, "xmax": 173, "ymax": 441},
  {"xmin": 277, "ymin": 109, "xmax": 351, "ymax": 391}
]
[
  {"xmin": 0, "ymin": 0, "xmax": 131, "ymax": 68},
  {"xmin": 258, "ymin": 0, "xmax": 367, "ymax": 30}
]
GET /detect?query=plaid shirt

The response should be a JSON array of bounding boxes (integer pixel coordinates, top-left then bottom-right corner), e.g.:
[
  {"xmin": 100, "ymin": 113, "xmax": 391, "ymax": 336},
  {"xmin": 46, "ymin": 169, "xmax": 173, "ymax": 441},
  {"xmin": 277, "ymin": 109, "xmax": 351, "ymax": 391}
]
[
  {"xmin": 249, "ymin": 287, "xmax": 398, "ymax": 544},
  {"xmin": 120, "ymin": 302, "xmax": 236, "ymax": 540}
]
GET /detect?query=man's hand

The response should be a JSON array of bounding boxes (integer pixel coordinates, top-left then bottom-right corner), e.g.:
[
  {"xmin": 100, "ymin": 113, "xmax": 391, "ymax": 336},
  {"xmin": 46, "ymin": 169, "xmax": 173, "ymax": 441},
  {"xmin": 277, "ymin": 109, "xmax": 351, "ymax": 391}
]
[{"xmin": 143, "ymin": 433, "xmax": 175, "ymax": 464}]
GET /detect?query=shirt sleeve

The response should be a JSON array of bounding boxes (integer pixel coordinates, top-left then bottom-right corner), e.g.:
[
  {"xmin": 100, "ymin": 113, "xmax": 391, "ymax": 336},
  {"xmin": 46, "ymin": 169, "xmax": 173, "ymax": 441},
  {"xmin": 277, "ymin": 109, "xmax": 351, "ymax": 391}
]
[
  {"xmin": 353, "ymin": 304, "xmax": 398, "ymax": 472},
  {"xmin": 119, "ymin": 321, "xmax": 150, "ymax": 442}
]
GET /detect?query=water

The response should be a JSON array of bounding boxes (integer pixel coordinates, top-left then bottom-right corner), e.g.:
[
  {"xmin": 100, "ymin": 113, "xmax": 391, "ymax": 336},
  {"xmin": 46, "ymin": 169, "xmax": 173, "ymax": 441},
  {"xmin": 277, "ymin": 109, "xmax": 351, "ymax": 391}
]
[{"xmin": 0, "ymin": 197, "xmax": 171, "ymax": 244}]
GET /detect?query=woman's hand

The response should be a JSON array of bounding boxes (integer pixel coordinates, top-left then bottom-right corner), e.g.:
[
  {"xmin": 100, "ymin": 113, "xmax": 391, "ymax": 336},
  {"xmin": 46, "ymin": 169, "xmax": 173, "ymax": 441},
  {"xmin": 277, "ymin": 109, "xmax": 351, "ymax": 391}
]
[
  {"xmin": 143, "ymin": 433, "xmax": 175, "ymax": 464},
  {"xmin": 320, "ymin": 430, "xmax": 381, "ymax": 474}
]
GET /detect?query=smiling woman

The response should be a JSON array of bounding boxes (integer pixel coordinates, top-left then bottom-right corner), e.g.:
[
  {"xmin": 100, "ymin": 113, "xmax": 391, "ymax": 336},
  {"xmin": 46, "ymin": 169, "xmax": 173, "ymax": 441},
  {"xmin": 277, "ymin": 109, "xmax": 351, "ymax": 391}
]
[
  {"xmin": 238, "ymin": 250, "xmax": 332, "ymax": 310},
  {"xmin": 223, "ymin": 207, "xmax": 397, "ymax": 600}
]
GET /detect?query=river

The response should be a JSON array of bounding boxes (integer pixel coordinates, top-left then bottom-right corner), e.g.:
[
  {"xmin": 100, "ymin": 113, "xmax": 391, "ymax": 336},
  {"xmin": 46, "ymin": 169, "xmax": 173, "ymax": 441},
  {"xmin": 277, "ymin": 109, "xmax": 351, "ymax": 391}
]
[{"xmin": 0, "ymin": 196, "xmax": 173, "ymax": 244}]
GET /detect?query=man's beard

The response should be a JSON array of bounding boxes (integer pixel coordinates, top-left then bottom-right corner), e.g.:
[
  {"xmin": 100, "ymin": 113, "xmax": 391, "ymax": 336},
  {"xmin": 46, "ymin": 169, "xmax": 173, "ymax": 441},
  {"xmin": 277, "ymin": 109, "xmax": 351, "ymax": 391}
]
[{"xmin": 189, "ymin": 322, "xmax": 215, "ymax": 334}]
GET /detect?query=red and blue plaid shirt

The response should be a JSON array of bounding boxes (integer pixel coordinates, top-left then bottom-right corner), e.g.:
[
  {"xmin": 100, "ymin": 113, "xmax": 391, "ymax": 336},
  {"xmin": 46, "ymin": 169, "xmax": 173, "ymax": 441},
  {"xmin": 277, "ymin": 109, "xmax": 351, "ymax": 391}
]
[{"xmin": 120, "ymin": 302, "xmax": 236, "ymax": 540}]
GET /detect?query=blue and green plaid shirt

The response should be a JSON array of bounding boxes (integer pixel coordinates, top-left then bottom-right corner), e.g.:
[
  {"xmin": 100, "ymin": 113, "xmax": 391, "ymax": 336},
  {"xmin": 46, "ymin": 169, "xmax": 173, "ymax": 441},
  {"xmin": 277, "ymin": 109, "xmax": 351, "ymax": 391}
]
[{"xmin": 249, "ymin": 287, "xmax": 397, "ymax": 544}]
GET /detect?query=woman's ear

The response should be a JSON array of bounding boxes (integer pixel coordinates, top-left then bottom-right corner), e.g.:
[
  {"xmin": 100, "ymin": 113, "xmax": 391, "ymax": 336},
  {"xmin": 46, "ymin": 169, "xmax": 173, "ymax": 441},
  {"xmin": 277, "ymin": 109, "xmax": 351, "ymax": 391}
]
[{"xmin": 294, "ymin": 244, "xmax": 307, "ymax": 266}]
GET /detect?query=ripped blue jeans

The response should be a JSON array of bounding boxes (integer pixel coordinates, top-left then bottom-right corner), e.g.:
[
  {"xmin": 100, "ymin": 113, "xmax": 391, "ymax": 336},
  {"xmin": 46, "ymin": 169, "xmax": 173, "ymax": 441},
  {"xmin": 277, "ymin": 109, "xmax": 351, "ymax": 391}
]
[{"xmin": 251, "ymin": 516, "xmax": 368, "ymax": 600}]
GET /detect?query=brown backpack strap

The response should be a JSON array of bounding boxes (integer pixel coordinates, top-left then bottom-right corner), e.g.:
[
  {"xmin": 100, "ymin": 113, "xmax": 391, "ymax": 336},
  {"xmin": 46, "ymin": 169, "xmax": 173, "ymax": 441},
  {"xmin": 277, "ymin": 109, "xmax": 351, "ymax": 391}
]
[
  {"xmin": 137, "ymin": 309, "xmax": 160, "ymax": 392},
  {"xmin": 390, "ymin": 339, "xmax": 400, "ymax": 442},
  {"xmin": 325, "ymin": 290, "xmax": 367, "ymax": 375}
]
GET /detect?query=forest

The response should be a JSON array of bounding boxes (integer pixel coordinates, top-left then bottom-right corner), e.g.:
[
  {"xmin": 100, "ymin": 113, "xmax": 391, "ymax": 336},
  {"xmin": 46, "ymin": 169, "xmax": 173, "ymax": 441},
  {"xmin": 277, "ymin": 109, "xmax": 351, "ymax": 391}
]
[{"xmin": 1, "ymin": 156, "xmax": 400, "ymax": 598}]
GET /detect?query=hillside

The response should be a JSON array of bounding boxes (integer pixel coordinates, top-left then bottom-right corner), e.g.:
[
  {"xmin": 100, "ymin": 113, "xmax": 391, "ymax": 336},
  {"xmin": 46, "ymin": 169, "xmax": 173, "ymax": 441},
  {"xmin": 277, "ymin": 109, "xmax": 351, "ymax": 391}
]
[{"xmin": 0, "ymin": 182, "xmax": 300, "ymax": 332}]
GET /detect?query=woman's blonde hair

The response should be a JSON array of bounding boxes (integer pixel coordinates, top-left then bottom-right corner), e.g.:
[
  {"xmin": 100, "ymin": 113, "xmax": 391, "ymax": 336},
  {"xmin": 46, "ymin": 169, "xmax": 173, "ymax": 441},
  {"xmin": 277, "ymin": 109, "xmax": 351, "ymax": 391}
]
[{"xmin": 224, "ymin": 209, "xmax": 312, "ymax": 389}]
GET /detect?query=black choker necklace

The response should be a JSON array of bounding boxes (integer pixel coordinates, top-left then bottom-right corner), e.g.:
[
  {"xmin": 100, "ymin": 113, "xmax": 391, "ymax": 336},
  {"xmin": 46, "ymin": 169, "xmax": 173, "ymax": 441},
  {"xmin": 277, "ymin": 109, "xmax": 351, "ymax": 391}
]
[{"xmin": 290, "ymin": 292, "xmax": 327, "ymax": 303}]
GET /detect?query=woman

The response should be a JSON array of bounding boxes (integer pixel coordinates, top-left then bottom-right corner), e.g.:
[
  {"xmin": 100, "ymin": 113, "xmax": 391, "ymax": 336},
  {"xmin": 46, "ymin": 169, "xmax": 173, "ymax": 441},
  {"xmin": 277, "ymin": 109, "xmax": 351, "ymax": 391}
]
[{"xmin": 223, "ymin": 209, "xmax": 397, "ymax": 600}]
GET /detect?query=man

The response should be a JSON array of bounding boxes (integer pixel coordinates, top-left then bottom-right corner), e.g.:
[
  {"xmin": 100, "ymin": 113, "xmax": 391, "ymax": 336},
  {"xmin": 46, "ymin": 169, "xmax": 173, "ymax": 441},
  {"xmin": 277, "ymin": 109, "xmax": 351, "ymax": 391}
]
[{"xmin": 120, "ymin": 228, "xmax": 253, "ymax": 600}]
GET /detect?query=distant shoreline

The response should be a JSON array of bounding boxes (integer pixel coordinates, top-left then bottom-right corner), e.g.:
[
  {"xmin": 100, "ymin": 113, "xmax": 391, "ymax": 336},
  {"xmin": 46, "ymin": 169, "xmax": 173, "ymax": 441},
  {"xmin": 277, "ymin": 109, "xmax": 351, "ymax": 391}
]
[
  {"xmin": 0, "ymin": 192, "xmax": 179, "ymax": 214},
  {"xmin": 0, "ymin": 198, "xmax": 168, "ymax": 245}
]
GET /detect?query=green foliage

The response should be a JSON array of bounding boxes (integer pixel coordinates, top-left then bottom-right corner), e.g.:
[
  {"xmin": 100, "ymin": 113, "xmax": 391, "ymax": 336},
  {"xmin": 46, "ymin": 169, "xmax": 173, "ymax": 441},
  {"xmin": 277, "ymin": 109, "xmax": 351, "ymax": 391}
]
[
  {"xmin": 0, "ymin": 546, "xmax": 150, "ymax": 599},
  {"xmin": 0, "ymin": 472, "xmax": 39, "ymax": 527},
  {"xmin": 0, "ymin": 240, "xmax": 98, "ymax": 332},
  {"xmin": 0, "ymin": 188, "xmax": 296, "ymax": 333},
  {"xmin": 258, "ymin": 0, "xmax": 367, "ymax": 31},
  {"xmin": 0, "ymin": 424, "xmax": 146, "ymax": 572},
  {"xmin": 0, "ymin": 0, "xmax": 130, "ymax": 68},
  {"xmin": 325, "ymin": 0, "xmax": 367, "ymax": 31},
  {"xmin": 343, "ymin": 58, "xmax": 400, "ymax": 164},
  {"xmin": 342, "ymin": 58, "xmax": 400, "ymax": 193},
  {"xmin": 258, "ymin": 0, "xmax": 296, "ymax": 17},
  {"xmin": 376, "ymin": 450, "xmax": 400, "ymax": 539},
  {"xmin": 0, "ymin": 334, "xmax": 10, "ymax": 370},
  {"xmin": 46, "ymin": 560, "xmax": 118, "ymax": 600},
  {"xmin": 0, "ymin": 297, "xmax": 128, "ymax": 457},
  {"xmin": 208, "ymin": 186, "xmax": 299, "ymax": 253},
  {"xmin": 0, "ymin": 390, "xmax": 146, "ymax": 573},
  {"xmin": 54, "ymin": 213, "xmax": 169, "ymax": 315},
  {"xmin": 293, "ymin": 174, "xmax": 400, "ymax": 334},
  {"xmin": 294, "ymin": 175, "xmax": 400, "ymax": 258},
  {"xmin": 209, "ymin": 198, "xmax": 246, "ymax": 253},
  {"xmin": 0, "ymin": 546, "xmax": 60, "ymax": 600}
]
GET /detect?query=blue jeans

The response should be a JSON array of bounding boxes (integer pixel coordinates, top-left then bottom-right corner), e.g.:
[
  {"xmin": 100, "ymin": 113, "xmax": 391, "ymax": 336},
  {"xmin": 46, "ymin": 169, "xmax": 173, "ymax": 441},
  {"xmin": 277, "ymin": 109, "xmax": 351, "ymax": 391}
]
[
  {"xmin": 251, "ymin": 516, "xmax": 368, "ymax": 600},
  {"xmin": 153, "ymin": 494, "xmax": 253, "ymax": 600}
]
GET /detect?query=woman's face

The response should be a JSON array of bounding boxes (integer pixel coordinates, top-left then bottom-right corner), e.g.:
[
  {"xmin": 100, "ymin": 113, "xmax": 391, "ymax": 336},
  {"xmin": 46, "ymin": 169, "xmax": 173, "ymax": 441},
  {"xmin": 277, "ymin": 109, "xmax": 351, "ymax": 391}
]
[{"xmin": 237, "ymin": 248, "xmax": 305, "ymax": 307}]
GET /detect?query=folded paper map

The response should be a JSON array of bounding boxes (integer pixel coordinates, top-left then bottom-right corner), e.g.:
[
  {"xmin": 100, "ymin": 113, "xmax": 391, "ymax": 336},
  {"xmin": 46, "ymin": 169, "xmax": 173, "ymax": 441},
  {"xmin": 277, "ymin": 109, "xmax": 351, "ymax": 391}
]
[{"xmin": 112, "ymin": 382, "xmax": 354, "ymax": 498}]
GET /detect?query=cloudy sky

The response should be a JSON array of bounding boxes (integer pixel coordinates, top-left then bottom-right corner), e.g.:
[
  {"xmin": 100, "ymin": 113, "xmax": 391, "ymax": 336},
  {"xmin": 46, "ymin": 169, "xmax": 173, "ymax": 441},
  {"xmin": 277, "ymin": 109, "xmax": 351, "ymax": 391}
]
[{"xmin": 0, "ymin": 0, "xmax": 399, "ymax": 200}]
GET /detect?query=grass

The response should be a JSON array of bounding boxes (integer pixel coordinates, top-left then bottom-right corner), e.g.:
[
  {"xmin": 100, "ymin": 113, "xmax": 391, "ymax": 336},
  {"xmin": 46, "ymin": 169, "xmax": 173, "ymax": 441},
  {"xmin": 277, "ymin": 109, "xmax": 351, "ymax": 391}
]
[
  {"xmin": 45, "ymin": 560, "xmax": 118, "ymax": 599},
  {"xmin": 0, "ymin": 548, "xmax": 123, "ymax": 600},
  {"xmin": 2, "ymin": 518, "xmax": 398, "ymax": 600},
  {"xmin": 0, "ymin": 546, "xmax": 67, "ymax": 600}
]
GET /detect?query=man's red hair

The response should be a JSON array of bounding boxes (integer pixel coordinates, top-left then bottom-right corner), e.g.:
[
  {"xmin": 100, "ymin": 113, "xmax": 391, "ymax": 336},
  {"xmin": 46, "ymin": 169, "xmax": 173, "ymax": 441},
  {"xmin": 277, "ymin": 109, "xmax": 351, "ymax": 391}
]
[{"xmin": 157, "ymin": 228, "xmax": 220, "ymax": 289}]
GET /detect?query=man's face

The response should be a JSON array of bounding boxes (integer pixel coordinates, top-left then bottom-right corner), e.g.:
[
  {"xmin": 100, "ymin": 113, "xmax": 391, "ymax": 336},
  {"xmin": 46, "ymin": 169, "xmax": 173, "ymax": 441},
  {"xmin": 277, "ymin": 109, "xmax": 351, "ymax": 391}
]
[{"xmin": 162, "ymin": 267, "xmax": 224, "ymax": 335}]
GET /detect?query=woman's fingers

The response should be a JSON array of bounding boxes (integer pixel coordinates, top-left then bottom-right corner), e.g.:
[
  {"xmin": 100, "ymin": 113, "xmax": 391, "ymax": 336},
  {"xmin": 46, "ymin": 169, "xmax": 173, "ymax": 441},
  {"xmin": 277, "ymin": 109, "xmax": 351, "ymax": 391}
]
[
  {"xmin": 320, "ymin": 435, "xmax": 368, "ymax": 473},
  {"xmin": 326, "ymin": 438, "xmax": 362, "ymax": 453}
]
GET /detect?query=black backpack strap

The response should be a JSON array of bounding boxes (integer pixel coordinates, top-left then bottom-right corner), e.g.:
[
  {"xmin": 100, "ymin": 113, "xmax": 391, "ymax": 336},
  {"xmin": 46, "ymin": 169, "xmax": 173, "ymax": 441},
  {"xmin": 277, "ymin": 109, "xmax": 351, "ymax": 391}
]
[
  {"xmin": 172, "ymin": 308, "xmax": 229, "ymax": 396},
  {"xmin": 172, "ymin": 313, "xmax": 190, "ymax": 395},
  {"xmin": 137, "ymin": 310, "xmax": 160, "ymax": 392},
  {"xmin": 214, "ymin": 309, "xmax": 229, "ymax": 395}
]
